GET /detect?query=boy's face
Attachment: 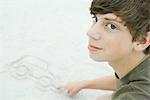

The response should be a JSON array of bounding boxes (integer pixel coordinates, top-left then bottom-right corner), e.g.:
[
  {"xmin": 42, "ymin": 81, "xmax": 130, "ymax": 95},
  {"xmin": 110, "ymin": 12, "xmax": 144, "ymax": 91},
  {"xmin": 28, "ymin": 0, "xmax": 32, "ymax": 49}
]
[{"xmin": 87, "ymin": 13, "xmax": 134, "ymax": 62}]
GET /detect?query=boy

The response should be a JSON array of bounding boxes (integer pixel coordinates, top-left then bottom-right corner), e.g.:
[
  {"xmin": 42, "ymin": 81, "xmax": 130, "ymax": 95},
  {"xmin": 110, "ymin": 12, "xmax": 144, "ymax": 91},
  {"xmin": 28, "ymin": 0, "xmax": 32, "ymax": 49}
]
[{"xmin": 58, "ymin": 0, "xmax": 150, "ymax": 100}]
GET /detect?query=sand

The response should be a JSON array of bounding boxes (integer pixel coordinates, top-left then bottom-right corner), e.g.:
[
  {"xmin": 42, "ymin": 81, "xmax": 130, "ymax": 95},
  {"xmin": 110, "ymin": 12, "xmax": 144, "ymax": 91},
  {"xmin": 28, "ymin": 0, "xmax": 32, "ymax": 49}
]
[{"xmin": 0, "ymin": 0, "xmax": 113, "ymax": 99}]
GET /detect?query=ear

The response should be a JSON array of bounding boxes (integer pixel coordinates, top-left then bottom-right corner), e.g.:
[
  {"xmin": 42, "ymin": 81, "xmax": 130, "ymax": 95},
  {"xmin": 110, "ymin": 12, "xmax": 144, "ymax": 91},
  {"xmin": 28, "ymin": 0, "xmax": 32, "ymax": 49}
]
[{"xmin": 134, "ymin": 32, "xmax": 150, "ymax": 52}]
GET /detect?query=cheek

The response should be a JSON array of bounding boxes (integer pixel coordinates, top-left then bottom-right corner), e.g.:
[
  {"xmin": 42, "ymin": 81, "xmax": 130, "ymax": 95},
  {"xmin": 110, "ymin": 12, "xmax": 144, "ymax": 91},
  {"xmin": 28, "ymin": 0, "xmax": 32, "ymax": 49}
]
[{"xmin": 104, "ymin": 39, "xmax": 133, "ymax": 59}]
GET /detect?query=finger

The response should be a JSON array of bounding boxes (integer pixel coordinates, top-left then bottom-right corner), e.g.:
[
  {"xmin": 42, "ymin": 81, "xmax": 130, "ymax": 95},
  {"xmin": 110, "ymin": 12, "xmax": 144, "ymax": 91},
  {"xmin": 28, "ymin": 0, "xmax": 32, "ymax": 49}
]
[
  {"xmin": 68, "ymin": 90, "xmax": 74, "ymax": 96},
  {"xmin": 56, "ymin": 85, "xmax": 66, "ymax": 90},
  {"xmin": 68, "ymin": 89, "xmax": 76, "ymax": 97}
]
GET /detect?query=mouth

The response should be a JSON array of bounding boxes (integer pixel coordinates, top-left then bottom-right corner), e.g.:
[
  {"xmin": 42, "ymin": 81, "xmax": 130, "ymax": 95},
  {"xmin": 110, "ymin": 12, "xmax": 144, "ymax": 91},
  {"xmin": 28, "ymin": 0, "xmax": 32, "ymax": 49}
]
[{"xmin": 88, "ymin": 44, "xmax": 102, "ymax": 52}]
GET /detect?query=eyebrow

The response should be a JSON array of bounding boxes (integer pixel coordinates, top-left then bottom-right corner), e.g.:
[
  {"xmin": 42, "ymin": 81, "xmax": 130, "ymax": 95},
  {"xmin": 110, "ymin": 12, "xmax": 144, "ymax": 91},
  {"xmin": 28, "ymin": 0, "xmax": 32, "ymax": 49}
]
[
  {"xmin": 104, "ymin": 17, "xmax": 127, "ymax": 29},
  {"xmin": 104, "ymin": 17, "xmax": 122, "ymax": 23},
  {"xmin": 95, "ymin": 13, "xmax": 124, "ymax": 25}
]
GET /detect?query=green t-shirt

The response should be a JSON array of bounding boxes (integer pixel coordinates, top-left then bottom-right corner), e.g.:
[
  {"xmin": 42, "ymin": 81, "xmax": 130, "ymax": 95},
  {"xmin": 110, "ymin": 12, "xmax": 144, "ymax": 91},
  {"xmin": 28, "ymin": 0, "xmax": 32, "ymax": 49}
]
[{"xmin": 112, "ymin": 56, "xmax": 150, "ymax": 100}]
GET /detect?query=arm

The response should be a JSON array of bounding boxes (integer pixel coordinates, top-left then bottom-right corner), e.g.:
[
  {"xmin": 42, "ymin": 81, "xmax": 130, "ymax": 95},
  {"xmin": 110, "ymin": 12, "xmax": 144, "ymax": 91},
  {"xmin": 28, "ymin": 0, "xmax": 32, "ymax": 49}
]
[
  {"xmin": 84, "ymin": 75, "xmax": 117, "ymax": 91},
  {"xmin": 57, "ymin": 75, "xmax": 117, "ymax": 96}
]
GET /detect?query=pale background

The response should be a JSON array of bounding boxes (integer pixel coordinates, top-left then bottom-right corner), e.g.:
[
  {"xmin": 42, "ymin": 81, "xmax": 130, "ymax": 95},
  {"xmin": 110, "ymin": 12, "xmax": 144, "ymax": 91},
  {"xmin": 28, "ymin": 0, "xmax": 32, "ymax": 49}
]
[{"xmin": 0, "ymin": 0, "xmax": 113, "ymax": 99}]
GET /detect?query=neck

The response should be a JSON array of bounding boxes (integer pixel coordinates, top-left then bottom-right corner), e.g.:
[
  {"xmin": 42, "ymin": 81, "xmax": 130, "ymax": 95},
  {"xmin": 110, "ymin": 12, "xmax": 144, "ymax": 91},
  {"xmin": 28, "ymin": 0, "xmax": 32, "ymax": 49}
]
[{"xmin": 109, "ymin": 52, "xmax": 149, "ymax": 79}]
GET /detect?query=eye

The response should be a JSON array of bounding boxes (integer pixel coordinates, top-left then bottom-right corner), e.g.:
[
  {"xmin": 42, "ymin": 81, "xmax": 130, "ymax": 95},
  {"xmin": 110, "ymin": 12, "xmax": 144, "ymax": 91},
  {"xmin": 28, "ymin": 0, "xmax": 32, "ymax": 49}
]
[
  {"xmin": 106, "ymin": 23, "xmax": 118, "ymax": 31},
  {"xmin": 92, "ymin": 16, "xmax": 98, "ymax": 22},
  {"xmin": 94, "ymin": 17, "xmax": 98, "ymax": 22}
]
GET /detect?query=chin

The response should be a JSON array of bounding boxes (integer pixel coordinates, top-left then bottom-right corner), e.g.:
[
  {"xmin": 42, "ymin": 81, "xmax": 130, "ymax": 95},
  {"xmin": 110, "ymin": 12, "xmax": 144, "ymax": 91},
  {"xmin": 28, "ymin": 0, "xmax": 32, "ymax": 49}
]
[{"xmin": 89, "ymin": 54, "xmax": 105, "ymax": 62}]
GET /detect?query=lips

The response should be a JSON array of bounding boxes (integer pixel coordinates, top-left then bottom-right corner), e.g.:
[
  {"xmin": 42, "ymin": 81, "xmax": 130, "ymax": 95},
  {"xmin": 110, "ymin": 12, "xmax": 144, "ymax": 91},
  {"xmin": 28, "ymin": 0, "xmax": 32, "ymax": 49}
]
[{"xmin": 88, "ymin": 44, "xmax": 102, "ymax": 52}]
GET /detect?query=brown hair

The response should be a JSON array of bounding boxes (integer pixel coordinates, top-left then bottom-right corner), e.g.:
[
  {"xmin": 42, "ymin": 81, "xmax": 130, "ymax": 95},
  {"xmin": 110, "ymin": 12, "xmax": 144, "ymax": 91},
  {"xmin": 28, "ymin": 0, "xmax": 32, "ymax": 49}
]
[{"xmin": 90, "ymin": 0, "xmax": 150, "ymax": 54}]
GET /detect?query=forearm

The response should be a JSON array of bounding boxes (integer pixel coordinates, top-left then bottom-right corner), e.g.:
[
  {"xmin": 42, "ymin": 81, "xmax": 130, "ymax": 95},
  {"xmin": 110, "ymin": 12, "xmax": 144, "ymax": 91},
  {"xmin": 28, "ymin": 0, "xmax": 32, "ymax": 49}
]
[{"xmin": 82, "ymin": 75, "xmax": 117, "ymax": 91}]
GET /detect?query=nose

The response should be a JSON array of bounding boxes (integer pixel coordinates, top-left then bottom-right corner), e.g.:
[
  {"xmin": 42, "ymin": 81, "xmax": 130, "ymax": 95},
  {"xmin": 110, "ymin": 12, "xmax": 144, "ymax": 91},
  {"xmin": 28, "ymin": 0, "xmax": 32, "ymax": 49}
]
[{"xmin": 87, "ymin": 24, "xmax": 101, "ymax": 40}]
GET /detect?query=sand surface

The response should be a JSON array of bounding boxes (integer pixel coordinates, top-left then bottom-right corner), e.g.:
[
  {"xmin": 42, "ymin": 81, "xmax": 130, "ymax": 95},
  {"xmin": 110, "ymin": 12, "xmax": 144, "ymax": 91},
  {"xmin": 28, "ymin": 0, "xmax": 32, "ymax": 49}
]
[{"xmin": 0, "ymin": 0, "xmax": 113, "ymax": 99}]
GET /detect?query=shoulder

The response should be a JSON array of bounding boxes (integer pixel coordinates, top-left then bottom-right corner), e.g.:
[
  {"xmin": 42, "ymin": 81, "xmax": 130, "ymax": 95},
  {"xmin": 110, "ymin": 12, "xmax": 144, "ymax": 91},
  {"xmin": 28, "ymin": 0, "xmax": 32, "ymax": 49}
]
[
  {"xmin": 112, "ymin": 92, "xmax": 150, "ymax": 100},
  {"xmin": 112, "ymin": 80, "xmax": 150, "ymax": 100},
  {"xmin": 113, "ymin": 57, "xmax": 150, "ymax": 100}
]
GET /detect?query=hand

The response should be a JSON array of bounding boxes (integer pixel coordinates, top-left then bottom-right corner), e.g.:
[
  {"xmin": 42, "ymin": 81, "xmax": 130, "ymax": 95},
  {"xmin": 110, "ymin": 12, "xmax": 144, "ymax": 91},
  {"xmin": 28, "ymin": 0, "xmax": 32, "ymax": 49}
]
[{"xmin": 57, "ymin": 81, "xmax": 85, "ymax": 96}]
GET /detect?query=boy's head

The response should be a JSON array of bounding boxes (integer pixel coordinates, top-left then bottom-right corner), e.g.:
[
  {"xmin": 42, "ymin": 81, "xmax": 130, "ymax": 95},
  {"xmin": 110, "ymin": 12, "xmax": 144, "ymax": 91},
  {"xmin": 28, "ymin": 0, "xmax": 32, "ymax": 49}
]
[{"xmin": 90, "ymin": 0, "xmax": 150, "ymax": 55}]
